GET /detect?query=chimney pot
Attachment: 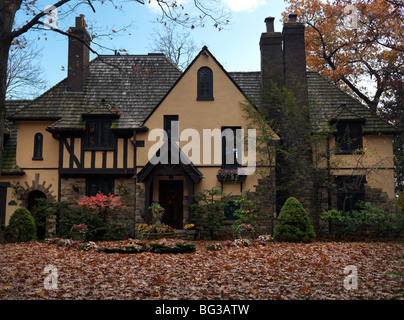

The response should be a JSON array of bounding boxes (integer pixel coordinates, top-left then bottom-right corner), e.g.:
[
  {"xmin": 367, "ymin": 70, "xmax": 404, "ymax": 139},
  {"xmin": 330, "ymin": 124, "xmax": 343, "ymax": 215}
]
[
  {"xmin": 75, "ymin": 14, "xmax": 86, "ymax": 28},
  {"xmin": 264, "ymin": 17, "xmax": 275, "ymax": 33},
  {"xmin": 288, "ymin": 13, "xmax": 298, "ymax": 23}
]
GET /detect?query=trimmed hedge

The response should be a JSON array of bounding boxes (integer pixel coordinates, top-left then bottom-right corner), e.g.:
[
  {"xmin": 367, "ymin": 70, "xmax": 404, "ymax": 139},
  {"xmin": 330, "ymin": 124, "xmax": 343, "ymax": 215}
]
[
  {"xmin": 274, "ymin": 197, "xmax": 316, "ymax": 243},
  {"xmin": 4, "ymin": 208, "xmax": 37, "ymax": 243}
]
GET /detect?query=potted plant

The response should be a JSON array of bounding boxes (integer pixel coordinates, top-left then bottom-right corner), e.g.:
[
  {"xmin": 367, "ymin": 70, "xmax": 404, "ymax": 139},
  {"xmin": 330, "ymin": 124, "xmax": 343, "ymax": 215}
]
[
  {"xmin": 149, "ymin": 202, "xmax": 165, "ymax": 225},
  {"xmin": 70, "ymin": 223, "xmax": 88, "ymax": 242}
]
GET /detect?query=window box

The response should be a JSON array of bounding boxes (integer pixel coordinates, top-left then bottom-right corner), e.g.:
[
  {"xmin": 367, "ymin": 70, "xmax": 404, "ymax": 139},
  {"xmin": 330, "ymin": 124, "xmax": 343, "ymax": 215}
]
[{"xmin": 217, "ymin": 169, "xmax": 247, "ymax": 183}]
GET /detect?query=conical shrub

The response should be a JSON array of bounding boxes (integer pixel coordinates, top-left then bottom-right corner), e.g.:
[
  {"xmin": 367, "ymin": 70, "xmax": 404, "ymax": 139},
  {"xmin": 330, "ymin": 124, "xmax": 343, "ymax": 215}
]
[
  {"xmin": 4, "ymin": 208, "xmax": 37, "ymax": 242},
  {"xmin": 273, "ymin": 197, "xmax": 316, "ymax": 243}
]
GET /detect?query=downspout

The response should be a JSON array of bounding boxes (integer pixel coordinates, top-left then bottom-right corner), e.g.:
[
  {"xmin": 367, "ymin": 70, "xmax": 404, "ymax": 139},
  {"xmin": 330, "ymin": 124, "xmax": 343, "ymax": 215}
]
[
  {"xmin": 131, "ymin": 129, "xmax": 137, "ymax": 238},
  {"xmin": 327, "ymin": 134, "xmax": 332, "ymax": 234}
]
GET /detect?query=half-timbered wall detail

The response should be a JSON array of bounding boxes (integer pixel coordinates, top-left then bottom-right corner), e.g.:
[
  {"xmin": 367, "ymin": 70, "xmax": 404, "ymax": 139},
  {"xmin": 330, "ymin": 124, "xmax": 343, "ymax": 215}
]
[{"xmin": 59, "ymin": 136, "xmax": 135, "ymax": 174}]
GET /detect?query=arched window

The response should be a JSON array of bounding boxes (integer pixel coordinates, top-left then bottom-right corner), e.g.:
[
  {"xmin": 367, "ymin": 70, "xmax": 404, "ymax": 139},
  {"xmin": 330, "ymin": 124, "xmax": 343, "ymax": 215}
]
[
  {"xmin": 33, "ymin": 133, "xmax": 43, "ymax": 160},
  {"xmin": 197, "ymin": 67, "xmax": 213, "ymax": 100}
]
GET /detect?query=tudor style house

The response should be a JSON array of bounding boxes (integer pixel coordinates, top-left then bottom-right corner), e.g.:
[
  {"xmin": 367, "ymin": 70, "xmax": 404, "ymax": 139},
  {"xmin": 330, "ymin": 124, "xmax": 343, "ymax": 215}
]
[{"xmin": 1, "ymin": 15, "xmax": 399, "ymax": 236}]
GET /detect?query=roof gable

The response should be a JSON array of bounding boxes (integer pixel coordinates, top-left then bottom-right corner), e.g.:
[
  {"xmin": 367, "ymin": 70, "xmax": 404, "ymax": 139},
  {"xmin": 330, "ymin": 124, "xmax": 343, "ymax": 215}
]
[{"xmin": 142, "ymin": 46, "xmax": 251, "ymax": 126}]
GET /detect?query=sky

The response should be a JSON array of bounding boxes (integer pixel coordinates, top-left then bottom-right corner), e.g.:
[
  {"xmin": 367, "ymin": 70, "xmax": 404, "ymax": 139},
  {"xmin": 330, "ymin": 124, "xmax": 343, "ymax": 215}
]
[{"xmin": 13, "ymin": 0, "xmax": 288, "ymax": 96}]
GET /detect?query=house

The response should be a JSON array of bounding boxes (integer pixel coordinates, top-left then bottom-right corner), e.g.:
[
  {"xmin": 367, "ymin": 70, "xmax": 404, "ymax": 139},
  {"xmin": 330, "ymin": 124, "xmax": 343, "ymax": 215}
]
[{"xmin": 0, "ymin": 14, "xmax": 399, "ymax": 237}]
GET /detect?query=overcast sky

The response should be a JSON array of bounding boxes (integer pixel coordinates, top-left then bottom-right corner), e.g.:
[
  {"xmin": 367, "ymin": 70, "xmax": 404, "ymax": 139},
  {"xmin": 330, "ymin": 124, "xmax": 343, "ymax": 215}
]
[{"xmin": 13, "ymin": 0, "xmax": 287, "ymax": 96}]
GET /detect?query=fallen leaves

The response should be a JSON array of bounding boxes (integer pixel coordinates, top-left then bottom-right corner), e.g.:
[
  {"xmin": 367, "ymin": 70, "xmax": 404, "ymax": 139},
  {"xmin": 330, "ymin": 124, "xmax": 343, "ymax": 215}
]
[{"xmin": 0, "ymin": 240, "xmax": 403, "ymax": 300}]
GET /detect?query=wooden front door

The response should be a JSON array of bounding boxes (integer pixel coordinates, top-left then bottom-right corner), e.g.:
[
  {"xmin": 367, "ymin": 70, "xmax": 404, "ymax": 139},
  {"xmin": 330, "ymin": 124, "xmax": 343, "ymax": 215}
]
[{"xmin": 159, "ymin": 180, "xmax": 183, "ymax": 229}]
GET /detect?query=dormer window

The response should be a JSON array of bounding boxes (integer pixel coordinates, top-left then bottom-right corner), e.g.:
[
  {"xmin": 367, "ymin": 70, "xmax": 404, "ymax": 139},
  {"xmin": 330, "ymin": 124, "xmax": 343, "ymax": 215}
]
[
  {"xmin": 197, "ymin": 67, "xmax": 213, "ymax": 100},
  {"xmin": 335, "ymin": 122, "xmax": 363, "ymax": 154},
  {"xmin": 32, "ymin": 133, "xmax": 43, "ymax": 160},
  {"xmin": 86, "ymin": 119, "xmax": 112, "ymax": 148}
]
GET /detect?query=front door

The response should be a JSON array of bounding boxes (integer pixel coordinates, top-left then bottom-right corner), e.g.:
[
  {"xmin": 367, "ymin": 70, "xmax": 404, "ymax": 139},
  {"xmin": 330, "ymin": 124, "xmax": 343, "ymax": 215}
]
[{"xmin": 159, "ymin": 180, "xmax": 183, "ymax": 229}]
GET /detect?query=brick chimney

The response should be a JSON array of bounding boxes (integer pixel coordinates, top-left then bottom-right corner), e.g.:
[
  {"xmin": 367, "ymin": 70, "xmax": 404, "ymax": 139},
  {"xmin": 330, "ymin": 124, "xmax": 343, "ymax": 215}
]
[
  {"xmin": 67, "ymin": 15, "xmax": 90, "ymax": 92},
  {"xmin": 282, "ymin": 13, "xmax": 308, "ymax": 109},
  {"xmin": 259, "ymin": 17, "xmax": 283, "ymax": 128},
  {"xmin": 260, "ymin": 17, "xmax": 283, "ymax": 89}
]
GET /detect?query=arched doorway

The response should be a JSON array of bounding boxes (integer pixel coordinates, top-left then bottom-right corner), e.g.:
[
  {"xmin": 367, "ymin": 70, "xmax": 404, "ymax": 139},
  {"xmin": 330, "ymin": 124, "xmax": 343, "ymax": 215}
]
[{"xmin": 28, "ymin": 190, "xmax": 47, "ymax": 239}]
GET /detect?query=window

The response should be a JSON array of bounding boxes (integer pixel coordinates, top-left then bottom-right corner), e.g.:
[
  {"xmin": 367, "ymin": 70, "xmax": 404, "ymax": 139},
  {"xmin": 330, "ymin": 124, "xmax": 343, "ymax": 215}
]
[
  {"xmin": 197, "ymin": 67, "xmax": 213, "ymax": 100},
  {"xmin": 86, "ymin": 119, "xmax": 112, "ymax": 148},
  {"xmin": 336, "ymin": 176, "xmax": 365, "ymax": 212},
  {"xmin": 86, "ymin": 177, "xmax": 114, "ymax": 197},
  {"xmin": 32, "ymin": 133, "xmax": 43, "ymax": 160},
  {"xmin": 221, "ymin": 127, "xmax": 241, "ymax": 169},
  {"xmin": 224, "ymin": 201, "xmax": 239, "ymax": 220},
  {"xmin": 164, "ymin": 115, "xmax": 179, "ymax": 141},
  {"xmin": 335, "ymin": 122, "xmax": 363, "ymax": 153}
]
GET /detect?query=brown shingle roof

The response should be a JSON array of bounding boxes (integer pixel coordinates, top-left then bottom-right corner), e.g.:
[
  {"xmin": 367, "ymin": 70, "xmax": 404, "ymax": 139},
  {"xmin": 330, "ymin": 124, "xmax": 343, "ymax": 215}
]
[{"xmin": 9, "ymin": 54, "xmax": 182, "ymax": 130}]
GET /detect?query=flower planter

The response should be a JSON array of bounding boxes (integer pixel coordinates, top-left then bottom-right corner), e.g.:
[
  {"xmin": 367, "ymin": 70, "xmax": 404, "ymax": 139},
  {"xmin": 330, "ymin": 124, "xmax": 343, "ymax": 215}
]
[
  {"xmin": 217, "ymin": 174, "xmax": 246, "ymax": 183},
  {"xmin": 186, "ymin": 229, "xmax": 197, "ymax": 240}
]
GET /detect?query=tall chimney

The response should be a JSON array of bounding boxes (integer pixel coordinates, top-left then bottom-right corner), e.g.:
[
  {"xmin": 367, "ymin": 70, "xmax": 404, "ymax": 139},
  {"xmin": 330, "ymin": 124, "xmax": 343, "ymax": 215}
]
[
  {"xmin": 259, "ymin": 17, "xmax": 283, "ymax": 128},
  {"xmin": 67, "ymin": 15, "xmax": 90, "ymax": 92},
  {"xmin": 282, "ymin": 13, "xmax": 308, "ymax": 108}
]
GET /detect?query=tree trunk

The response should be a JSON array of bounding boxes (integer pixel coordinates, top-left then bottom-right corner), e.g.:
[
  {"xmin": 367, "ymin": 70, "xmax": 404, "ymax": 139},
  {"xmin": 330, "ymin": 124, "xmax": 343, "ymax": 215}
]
[{"xmin": 0, "ymin": 0, "xmax": 22, "ymax": 243}]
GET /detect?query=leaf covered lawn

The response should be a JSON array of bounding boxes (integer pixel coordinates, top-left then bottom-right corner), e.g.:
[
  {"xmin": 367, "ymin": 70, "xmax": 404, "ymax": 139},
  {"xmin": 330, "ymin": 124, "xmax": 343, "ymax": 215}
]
[{"xmin": 0, "ymin": 240, "xmax": 403, "ymax": 300}]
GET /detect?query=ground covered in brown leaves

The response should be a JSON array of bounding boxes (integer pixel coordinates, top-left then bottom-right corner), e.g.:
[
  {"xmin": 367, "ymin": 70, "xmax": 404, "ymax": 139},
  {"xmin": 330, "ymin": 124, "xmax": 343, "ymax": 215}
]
[{"xmin": 0, "ymin": 240, "xmax": 403, "ymax": 300}]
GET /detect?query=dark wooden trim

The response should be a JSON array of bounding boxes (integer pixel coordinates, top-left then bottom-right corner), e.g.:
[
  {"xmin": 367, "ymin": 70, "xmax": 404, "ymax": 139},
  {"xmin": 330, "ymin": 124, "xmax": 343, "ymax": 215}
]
[
  {"xmin": 91, "ymin": 151, "xmax": 95, "ymax": 169},
  {"xmin": 82, "ymin": 146, "xmax": 115, "ymax": 151},
  {"xmin": 59, "ymin": 139, "xmax": 63, "ymax": 169},
  {"xmin": 363, "ymin": 131, "xmax": 401, "ymax": 135},
  {"xmin": 0, "ymin": 171, "xmax": 25, "ymax": 176},
  {"xmin": 113, "ymin": 147, "xmax": 118, "ymax": 169},
  {"xmin": 81, "ymin": 113, "xmax": 120, "ymax": 119},
  {"xmin": 102, "ymin": 151, "xmax": 107, "ymax": 169},
  {"xmin": 123, "ymin": 138, "xmax": 128, "ymax": 169},
  {"xmin": 69, "ymin": 138, "xmax": 74, "ymax": 168},
  {"xmin": 19, "ymin": 168, "xmax": 58, "ymax": 170},
  {"xmin": 59, "ymin": 168, "xmax": 135, "ymax": 175},
  {"xmin": 329, "ymin": 167, "xmax": 395, "ymax": 171},
  {"xmin": 111, "ymin": 128, "xmax": 134, "ymax": 138},
  {"xmin": 80, "ymin": 136, "xmax": 85, "ymax": 169},
  {"xmin": 62, "ymin": 137, "xmax": 80, "ymax": 168},
  {"xmin": 135, "ymin": 140, "xmax": 145, "ymax": 148}
]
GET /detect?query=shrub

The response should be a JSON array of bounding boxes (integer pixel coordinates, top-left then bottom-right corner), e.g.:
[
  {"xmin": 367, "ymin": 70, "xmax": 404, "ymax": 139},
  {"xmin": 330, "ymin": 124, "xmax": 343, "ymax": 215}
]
[
  {"xmin": 4, "ymin": 208, "xmax": 37, "ymax": 242},
  {"xmin": 191, "ymin": 186, "xmax": 230, "ymax": 239},
  {"xmin": 273, "ymin": 197, "xmax": 316, "ymax": 243},
  {"xmin": 321, "ymin": 203, "xmax": 395, "ymax": 238},
  {"xmin": 77, "ymin": 192, "xmax": 124, "ymax": 222}
]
